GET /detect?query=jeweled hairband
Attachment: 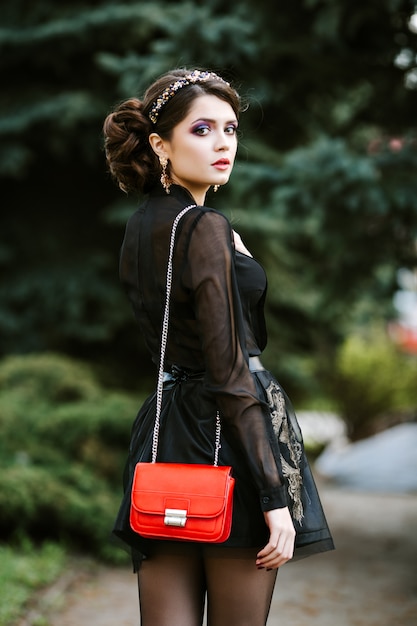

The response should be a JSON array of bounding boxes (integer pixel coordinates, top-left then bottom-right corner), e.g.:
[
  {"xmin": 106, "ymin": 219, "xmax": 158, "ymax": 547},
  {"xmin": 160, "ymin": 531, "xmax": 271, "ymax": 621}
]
[{"xmin": 148, "ymin": 70, "xmax": 230, "ymax": 124}]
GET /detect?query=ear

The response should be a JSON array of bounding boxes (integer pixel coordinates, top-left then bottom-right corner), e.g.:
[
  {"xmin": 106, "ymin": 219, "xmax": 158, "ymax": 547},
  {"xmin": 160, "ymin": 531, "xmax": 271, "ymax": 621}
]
[{"xmin": 149, "ymin": 133, "xmax": 169, "ymax": 159}]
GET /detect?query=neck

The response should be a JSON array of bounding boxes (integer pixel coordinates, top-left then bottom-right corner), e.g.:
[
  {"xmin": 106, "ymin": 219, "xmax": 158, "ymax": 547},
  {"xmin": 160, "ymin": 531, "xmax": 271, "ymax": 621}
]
[{"xmin": 169, "ymin": 179, "xmax": 209, "ymax": 206}]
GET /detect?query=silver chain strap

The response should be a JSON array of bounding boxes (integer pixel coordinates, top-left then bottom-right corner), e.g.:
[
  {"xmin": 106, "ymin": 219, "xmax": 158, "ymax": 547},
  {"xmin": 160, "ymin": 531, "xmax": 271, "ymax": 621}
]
[{"xmin": 151, "ymin": 204, "xmax": 221, "ymax": 466}]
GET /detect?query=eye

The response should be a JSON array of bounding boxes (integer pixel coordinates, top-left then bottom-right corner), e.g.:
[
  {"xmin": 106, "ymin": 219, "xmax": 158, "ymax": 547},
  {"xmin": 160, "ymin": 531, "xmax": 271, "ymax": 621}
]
[
  {"xmin": 225, "ymin": 124, "xmax": 238, "ymax": 135},
  {"xmin": 192, "ymin": 124, "xmax": 211, "ymax": 136}
]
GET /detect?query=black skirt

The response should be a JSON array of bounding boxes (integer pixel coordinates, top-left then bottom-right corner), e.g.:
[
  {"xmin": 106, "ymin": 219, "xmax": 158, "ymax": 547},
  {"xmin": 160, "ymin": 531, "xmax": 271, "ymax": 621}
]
[{"xmin": 112, "ymin": 368, "xmax": 334, "ymax": 569}]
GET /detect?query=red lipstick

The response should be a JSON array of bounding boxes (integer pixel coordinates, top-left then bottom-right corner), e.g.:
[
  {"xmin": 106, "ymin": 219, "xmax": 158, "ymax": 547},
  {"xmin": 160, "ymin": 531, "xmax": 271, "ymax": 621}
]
[{"xmin": 212, "ymin": 158, "xmax": 230, "ymax": 170}]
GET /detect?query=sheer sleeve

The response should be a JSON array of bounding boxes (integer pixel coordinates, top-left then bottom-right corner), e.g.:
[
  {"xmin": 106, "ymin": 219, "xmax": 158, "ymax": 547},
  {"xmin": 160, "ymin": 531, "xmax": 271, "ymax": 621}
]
[{"xmin": 182, "ymin": 210, "xmax": 288, "ymax": 511}]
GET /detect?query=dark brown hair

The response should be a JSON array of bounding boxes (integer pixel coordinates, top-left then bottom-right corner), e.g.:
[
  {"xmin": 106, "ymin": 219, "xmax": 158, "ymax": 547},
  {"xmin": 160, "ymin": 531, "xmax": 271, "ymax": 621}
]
[{"xmin": 103, "ymin": 68, "xmax": 241, "ymax": 194}]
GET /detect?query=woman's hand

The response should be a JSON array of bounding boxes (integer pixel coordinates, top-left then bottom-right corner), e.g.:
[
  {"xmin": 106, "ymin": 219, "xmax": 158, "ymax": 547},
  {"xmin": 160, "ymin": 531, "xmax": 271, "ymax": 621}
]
[{"xmin": 256, "ymin": 507, "xmax": 296, "ymax": 570}]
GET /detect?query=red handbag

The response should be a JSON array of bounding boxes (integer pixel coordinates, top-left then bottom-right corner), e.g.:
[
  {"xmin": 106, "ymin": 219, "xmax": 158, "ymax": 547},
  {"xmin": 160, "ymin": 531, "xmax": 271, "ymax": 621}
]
[
  {"xmin": 130, "ymin": 462, "xmax": 235, "ymax": 542},
  {"xmin": 130, "ymin": 206, "xmax": 235, "ymax": 543}
]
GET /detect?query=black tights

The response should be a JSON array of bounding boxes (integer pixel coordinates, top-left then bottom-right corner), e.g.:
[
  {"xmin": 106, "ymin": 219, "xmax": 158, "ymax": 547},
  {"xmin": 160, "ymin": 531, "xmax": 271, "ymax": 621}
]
[{"xmin": 137, "ymin": 543, "xmax": 278, "ymax": 626}]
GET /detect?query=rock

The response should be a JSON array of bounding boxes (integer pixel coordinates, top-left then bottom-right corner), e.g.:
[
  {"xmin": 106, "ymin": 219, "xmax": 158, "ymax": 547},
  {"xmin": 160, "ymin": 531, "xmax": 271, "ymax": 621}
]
[
  {"xmin": 315, "ymin": 422, "xmax": 417, "ymax": 493},
  {"xmin": 297, "ymin": 411, "xmax": 346, "ymax": 448}
]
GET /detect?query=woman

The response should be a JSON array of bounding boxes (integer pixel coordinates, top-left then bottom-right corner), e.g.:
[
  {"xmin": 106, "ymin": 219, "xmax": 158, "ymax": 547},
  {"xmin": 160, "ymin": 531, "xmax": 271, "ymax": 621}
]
[{"xmin": 103, "ymin": 68, "xmax": 334, "ymax": 626}]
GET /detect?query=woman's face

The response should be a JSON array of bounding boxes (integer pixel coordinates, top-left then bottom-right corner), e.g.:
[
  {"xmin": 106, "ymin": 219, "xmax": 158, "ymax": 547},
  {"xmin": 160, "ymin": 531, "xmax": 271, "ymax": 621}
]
[{"xmin": 155, "ymin": 94, "xmax": 238, "ymax": 204}]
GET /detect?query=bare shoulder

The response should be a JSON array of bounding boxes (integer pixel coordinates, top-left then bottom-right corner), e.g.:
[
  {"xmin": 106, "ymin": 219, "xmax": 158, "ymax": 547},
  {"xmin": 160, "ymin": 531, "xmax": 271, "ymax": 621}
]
[{"xmin": 232, "ymin": 230, "xmax": 253, "ymax": 257}]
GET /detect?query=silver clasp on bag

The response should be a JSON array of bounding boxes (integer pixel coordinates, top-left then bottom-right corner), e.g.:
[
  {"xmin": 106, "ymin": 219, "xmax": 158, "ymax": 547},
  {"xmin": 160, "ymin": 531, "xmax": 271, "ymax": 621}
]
[{"xmin": 164, "ymin": 508, "xmax": 187, "ymax": 527}]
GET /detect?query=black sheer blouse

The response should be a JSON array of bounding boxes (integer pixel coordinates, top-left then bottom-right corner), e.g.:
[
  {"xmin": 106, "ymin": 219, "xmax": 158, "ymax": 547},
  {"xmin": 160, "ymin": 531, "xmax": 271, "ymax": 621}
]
[{"xmin": 119, "ymin": 184, "xmax": 288, "ymax": 511}]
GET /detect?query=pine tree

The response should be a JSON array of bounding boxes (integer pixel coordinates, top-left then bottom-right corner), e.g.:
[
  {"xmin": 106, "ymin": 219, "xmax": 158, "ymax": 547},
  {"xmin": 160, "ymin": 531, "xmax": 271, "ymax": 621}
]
[{"xmin": 1, "ymin": 0, "xmax": 416, "ymax": 395}]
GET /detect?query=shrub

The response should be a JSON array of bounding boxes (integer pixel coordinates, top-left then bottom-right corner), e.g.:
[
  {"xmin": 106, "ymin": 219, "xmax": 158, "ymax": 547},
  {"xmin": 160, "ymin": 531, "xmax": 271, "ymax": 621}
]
[
  {"xmin": 328, "ymin": 329, "xmax": 417, "ymax": 440},
  {"xmin": 0, "ymin": 353, "xmax": 144, "ymax": 560},
  {"xmin": 0, "ymin": 540, "xmax": 67, "ymax": 625},
  {"xmin": 0, "ymin": 352, "xmax": 99, "ymax": 403}
]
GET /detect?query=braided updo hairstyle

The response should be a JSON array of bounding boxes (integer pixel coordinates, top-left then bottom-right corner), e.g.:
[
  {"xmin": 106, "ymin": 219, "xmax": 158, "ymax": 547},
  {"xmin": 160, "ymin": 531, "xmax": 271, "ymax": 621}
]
[{"xmin": 103, "ymin": 69, "xmax": 241, "ymax": 194}]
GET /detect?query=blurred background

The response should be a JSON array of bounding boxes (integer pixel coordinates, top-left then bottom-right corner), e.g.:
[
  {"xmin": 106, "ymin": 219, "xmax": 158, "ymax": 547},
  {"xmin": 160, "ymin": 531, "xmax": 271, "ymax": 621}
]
[{"xmin": 1, "ymin": 1, "xmax": 417, "ymax": 623}]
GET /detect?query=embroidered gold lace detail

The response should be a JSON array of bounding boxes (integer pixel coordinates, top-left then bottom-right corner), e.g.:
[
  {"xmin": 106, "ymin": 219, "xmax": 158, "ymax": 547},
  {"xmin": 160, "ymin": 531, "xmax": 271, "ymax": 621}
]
[{"xmin": 265, "ymin": 381, "xmax": 304, "ymax": 523}]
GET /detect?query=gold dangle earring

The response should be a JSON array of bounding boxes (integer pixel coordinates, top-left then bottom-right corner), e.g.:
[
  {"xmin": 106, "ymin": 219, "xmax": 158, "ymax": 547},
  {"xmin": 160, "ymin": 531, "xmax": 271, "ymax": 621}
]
[
  {"xmin": 213, "ymin": 185, "xmax": 220, "ymax": 193},
  {"xmin": 160, "ymin": 157, "xmax": 171, "ymax": 194}
]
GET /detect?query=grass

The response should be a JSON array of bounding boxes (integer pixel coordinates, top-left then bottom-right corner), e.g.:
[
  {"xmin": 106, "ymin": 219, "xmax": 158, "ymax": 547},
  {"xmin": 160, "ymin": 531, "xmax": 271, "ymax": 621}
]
[{"xmin": 0, "ymin": 540, "xmax": 67, "ymax": 626}]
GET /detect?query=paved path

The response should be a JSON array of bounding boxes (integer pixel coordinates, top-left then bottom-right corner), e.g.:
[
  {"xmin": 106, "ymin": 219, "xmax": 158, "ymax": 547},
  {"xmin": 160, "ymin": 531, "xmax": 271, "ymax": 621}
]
[{"xmin": 24, "ymin": 485, "xmax": 417, "ymax": 625}]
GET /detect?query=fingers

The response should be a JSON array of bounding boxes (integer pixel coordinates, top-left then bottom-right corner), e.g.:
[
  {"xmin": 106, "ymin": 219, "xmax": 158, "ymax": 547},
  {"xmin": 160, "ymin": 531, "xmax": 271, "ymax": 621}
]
[
  {"xmin": 256, "ymin": 536, "xmax": 294, "ymax": 569},
  {"xmin": 256, "ymin": 507, "xmax": 296, "ymax": 569}
]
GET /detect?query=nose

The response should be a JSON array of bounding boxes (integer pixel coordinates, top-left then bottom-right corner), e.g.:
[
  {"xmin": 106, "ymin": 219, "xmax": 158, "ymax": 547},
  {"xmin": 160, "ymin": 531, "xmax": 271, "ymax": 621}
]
[{"xmin": 215, "ymin": 131, "xmax": 231, "ymax": 151}]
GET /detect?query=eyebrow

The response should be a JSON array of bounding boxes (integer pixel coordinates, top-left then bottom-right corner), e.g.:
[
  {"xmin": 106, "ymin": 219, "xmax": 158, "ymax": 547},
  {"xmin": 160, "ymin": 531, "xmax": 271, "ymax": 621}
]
[{"xmin": 190, "ymin": 117, "xmax": 238, "ymax": 125}]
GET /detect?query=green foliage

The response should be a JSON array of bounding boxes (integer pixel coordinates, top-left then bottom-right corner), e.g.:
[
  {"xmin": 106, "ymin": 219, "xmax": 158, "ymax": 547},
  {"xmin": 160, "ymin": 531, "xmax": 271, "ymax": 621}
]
[
  {"xmin": 221, "ymin": 136, "xmax": 417, "ymax": 398},
  {"xmin": 0, "ymin": 352, "xmax": 99, "ymax": 402},
  {"xmin": 0, "ymin": 0, "xmax": 417, "ymax": 396},
  {"xmin": 0, "ymin": 258, "xmax": 129, "ymax": 353},
  {"xmin": 0, "ymin": 541, "xmax": 66, "ymax": 626},
  {"xmin": 0, "ymin": 353, "xmax": 141, "ymax": 560},
  {"xmin": 327, "ymin": 328, "xmax": 417, "ymax": 439}
]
